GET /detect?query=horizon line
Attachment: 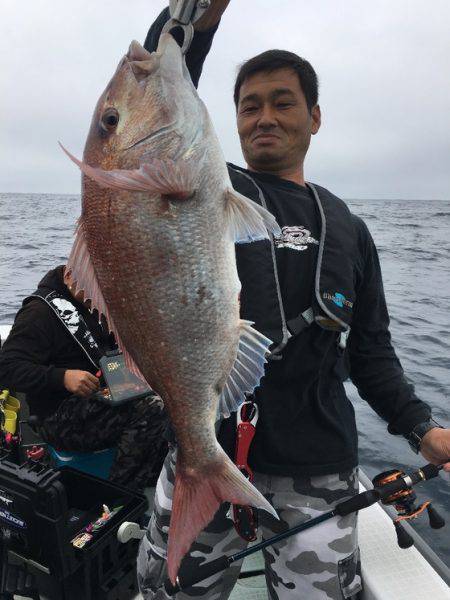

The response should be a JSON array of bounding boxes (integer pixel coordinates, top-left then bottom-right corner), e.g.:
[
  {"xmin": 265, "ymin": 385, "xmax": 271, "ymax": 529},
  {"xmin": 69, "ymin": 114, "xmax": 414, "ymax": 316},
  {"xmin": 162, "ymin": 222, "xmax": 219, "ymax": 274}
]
[{"xmin": 1, "ymin": 191, "xmax": 449, "ymax": 203}]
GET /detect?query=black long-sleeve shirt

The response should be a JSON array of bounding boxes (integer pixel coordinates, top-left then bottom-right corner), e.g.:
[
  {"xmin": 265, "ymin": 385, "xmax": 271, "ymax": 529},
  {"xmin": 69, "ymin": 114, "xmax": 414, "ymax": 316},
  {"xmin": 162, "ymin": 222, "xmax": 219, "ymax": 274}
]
[
  {"xmin": 77, "ymin": 11, "xmax": 428, "ymax": 476},
  {"xmin": 220, "ymin": 170, "xmax": 430, "ymax": 475},
  {"xmin": 0, "ymin": 266, "xmax": 116, "ymax": 418}
]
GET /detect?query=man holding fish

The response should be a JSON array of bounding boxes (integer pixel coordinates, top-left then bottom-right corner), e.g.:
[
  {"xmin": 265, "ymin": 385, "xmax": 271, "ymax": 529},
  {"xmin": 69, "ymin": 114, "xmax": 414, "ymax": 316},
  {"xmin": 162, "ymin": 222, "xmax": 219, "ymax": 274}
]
[{"xmin": 61, "ymin": 1, "xmax": 450, "ymax": 598}]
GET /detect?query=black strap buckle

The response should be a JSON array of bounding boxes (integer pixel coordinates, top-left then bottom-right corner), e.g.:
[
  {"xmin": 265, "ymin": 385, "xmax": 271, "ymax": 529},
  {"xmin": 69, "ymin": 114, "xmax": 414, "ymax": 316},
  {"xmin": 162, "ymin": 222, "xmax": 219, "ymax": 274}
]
[{"xmin": 286, "ymin": 307, "xmax": 314, "ymax": 336}]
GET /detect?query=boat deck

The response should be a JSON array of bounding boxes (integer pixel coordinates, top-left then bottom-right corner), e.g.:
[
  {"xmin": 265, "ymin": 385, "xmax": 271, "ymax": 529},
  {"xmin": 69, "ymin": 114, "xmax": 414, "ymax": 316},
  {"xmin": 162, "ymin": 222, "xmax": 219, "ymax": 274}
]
[
  {"xmin": 8, "ymin": 462, "xmax": 450, "ymax": 600},
  {"xmin": 2, "ymin": 321, "xmax": 448, "ymax": 600},
  {"xmin": 125, "ymin": 477, "xmax": 450, "ymax": 599}
]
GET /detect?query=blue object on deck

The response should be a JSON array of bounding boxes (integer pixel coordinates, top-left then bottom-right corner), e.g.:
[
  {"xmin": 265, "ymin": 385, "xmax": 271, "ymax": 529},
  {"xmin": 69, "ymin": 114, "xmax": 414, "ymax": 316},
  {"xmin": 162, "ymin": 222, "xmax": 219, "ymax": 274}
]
[{"xmin": 48, "ymin": 446, "xmax": 117, "ymax": 479}]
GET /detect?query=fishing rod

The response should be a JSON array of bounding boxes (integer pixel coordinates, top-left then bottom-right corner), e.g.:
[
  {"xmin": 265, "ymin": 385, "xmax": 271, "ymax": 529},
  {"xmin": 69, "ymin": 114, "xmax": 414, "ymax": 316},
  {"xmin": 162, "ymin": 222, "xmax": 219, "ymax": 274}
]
[{"xmin": 164, "ymin": 462, "xmax": 447, "ymax": 595}]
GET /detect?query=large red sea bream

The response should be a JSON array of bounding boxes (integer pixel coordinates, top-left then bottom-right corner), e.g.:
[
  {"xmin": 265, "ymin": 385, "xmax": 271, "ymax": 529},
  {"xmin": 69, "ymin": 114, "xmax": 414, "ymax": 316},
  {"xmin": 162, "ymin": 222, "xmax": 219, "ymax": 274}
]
[{"xmin": 62, "ymin": 34, "xmax": 280, "ymax": 583}]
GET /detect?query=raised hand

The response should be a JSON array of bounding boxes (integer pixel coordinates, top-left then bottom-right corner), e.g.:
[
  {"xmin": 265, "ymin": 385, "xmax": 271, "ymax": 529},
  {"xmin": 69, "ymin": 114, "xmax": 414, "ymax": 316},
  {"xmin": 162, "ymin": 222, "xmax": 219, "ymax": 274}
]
[{"xmin": 420, "ymin": 427, "xmax": 450, "ymax": 472}]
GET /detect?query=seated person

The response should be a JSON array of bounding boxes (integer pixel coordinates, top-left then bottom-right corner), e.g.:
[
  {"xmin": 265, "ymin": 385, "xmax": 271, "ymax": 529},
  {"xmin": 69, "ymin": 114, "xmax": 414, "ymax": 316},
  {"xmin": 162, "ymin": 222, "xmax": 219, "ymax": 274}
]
[{"xmin": 0, "ymin": 264, "xmax": 167, "ymax": 491}]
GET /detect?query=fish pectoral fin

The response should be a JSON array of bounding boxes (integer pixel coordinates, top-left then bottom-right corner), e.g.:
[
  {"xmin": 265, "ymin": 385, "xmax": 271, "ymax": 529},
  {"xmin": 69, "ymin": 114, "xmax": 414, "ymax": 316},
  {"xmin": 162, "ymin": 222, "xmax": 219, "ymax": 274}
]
[
  {"xmin": 167, "ymin": 448, "xmax": 278, "ymax": 585},
  {"xmin": 225, "ymin": 188, "xmax": 281, "ymax": 243},
  {"xmin": 67, "ymin": 218, "xmax": 146, "ymax": 382},
  {"xmin": 59, "ymin": 143, "xmax": 196, "ymax": 198},
  {"xmin": 219, "ymin": 320, "xmax": 272, "ymax": 418}
]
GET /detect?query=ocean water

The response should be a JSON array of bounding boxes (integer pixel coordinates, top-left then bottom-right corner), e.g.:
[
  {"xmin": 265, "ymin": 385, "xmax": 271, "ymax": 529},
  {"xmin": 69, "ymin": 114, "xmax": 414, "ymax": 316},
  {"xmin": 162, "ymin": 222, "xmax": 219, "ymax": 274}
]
[{"xmin": 0, "ymin": 192, "xmax": 449, "ymax": 566}]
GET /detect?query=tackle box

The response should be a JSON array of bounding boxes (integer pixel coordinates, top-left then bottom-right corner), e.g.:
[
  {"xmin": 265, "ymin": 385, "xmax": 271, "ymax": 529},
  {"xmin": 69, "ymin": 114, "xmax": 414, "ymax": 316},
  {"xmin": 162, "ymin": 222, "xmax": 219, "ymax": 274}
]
[{"xmin": 0, "ymin": 450, "xmax": 147, "ymax": 599}]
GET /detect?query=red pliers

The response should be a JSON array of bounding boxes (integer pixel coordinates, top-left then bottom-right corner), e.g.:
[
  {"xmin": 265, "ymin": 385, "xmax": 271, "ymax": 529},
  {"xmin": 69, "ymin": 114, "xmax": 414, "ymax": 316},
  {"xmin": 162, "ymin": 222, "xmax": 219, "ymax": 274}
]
[{"xmin": 233, "ymin": 400, "xmax": 259, "ymax": 541}]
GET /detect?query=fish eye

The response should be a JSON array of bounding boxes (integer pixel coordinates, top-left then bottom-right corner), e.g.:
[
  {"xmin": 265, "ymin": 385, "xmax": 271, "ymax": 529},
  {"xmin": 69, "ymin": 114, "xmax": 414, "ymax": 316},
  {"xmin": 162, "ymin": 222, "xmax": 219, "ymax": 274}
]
[{"xmin": 101, "ymin": 108, "xmax": 120, "ymax": 132}]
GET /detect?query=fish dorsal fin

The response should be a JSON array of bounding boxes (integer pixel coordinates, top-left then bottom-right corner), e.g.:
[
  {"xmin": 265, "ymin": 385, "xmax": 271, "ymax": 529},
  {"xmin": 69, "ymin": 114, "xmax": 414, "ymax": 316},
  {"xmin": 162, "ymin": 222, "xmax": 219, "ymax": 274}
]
[
  {"xmin": 219, "ymin": 320, "xmax": 272, "ymax": 418},
  {"xmin": 67, "ymin": 219, "xmax": 145, "ymax": 380},
  {"xmin": 225, "ymin": 188, "xmax": 281, "ymax": 243}
]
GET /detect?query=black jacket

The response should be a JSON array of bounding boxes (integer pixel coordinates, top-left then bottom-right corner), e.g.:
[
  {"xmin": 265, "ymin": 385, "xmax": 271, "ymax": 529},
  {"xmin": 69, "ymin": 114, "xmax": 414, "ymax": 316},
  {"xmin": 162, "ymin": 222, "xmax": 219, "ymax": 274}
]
[
  {"xmin": 144, "ymin": 12, "xmax": 431, "ymax": 476},
  {"xmin": 219, "ymin": 168, "xmax": 430, "ymax": 475},
  {"xmin": 0, "ymin": 266, "xmax": 116, "ymax": 418}
]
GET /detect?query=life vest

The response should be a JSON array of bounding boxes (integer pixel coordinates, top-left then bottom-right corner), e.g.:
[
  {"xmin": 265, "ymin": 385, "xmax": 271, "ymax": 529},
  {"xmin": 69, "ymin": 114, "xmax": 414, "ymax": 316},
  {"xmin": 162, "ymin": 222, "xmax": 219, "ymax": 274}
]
[
  {"xmin": 25, "ymin": 290, "xmax": 103, "ymax": 368},
  {"xmin": 228, "ymin": 165, "xmax": 357, "ymax": 357}
]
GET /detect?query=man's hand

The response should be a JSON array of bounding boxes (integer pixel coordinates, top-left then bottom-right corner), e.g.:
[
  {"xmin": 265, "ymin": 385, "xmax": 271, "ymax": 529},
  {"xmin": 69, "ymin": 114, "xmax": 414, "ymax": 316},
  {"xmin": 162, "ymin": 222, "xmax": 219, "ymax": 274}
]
[
  {"xmin": 63, "ymin": 370, "xmax": 99, "ymax": 397},
  {"xmin": 420, "ymin": 427, "xmax": 450, "ymax": 472},
  {"xmin": 194, "ymin": 0, "xmax": 231, "ymax": 31}
]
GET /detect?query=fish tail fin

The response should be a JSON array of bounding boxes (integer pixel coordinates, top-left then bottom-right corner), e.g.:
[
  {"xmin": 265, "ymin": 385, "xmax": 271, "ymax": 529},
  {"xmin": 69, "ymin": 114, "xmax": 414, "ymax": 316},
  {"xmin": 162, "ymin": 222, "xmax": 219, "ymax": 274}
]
[{"xmin": 167, "ymin": 447, "xmax": 277, "ymax": 584}]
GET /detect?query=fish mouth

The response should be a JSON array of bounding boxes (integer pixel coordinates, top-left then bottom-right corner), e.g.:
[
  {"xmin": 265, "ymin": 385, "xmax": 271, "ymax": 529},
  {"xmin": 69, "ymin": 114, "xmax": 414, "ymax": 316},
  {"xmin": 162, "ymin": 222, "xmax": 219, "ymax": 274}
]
[
  {"xmin": 125, "ymin": 40, "xmax": 159, "ymax": 82},
  {"xmin": 127, "ymin": 40, "xmax": 153, "ymax": 62},
  {"xmin": 120, "ymin": 40, "xmax": 177, "ymax": 151},
  {"xmin": 119, "ymin": 37, "xmax": 184, "ymax": 152},
  {"xmin": 124, "ymin": 35, "xmax": 181, "ymax": 83}
]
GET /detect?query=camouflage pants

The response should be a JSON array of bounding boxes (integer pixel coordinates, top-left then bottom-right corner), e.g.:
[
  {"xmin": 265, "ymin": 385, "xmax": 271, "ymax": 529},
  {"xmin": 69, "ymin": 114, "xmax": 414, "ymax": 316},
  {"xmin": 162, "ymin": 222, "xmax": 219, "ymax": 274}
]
[
  {"xmin": 39, "ymin": 393, "xmax": 168, "ymax": 491},
  {"xmin": 137, "ymin": 446, "xmax": 362, "ymax": 599}
]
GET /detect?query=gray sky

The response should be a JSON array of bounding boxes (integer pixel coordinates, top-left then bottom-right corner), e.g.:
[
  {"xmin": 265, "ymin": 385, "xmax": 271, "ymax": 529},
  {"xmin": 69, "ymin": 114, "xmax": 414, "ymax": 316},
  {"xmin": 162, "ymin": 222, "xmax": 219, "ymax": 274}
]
[{"xmin": 2, "ymin": 0, "xmax": 450, "ymax": 199}]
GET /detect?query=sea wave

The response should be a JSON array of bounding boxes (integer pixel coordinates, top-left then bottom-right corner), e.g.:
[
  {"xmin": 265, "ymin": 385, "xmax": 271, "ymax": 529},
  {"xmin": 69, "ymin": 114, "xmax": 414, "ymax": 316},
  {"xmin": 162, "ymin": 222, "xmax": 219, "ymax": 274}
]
[{"xmin": 0, "ymin": 193, "xmax": 449, "ymax": 565}]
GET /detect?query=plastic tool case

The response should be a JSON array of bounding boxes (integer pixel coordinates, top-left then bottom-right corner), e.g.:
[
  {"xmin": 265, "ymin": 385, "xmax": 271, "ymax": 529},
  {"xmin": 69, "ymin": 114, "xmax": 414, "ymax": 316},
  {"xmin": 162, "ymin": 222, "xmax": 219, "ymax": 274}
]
[{"xmin": 0, "ymin": 450, "xmax": 147, "ymax": 599}]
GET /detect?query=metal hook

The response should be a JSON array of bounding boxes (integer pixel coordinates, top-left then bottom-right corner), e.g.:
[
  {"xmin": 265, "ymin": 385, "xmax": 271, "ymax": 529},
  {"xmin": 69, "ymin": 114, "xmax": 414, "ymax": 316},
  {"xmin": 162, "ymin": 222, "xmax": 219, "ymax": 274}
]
[
  {"xmin": 162, "ymin": 0, "xmax": 211, "ymax": 54},
  {"xmin": 161, "ymin": 18, "xmax": 194, "ymax": 55},
  {"xmin": 169, "ymin": 0, "xmax": 211, "ymax": 25}
]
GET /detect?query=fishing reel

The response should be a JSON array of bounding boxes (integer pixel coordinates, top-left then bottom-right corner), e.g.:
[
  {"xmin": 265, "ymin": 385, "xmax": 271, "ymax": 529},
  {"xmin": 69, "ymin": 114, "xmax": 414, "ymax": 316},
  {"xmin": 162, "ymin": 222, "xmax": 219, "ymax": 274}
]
[{"xmin": 372, "ymin": 468, "xmax": 445, "ymax": 548}]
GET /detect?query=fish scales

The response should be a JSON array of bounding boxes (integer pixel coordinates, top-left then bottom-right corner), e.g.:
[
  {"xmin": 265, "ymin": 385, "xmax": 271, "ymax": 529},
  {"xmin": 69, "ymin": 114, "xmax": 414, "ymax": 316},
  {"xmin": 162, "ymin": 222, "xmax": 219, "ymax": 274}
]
[
  {"xmin": 63, "ymin": 34, "xmax": 280, "ymax": 583},
  {"xmin": 86, "ymin": 188, "xmax": 238, "ymax": 393}
]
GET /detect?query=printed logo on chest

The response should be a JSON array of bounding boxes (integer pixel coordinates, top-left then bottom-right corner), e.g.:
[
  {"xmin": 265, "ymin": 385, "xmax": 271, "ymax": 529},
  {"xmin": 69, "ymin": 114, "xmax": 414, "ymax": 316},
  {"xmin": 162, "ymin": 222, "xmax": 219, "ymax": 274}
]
[{"xmin": 274, "ymin": 226, "xmax": 319, "ymax": 252}]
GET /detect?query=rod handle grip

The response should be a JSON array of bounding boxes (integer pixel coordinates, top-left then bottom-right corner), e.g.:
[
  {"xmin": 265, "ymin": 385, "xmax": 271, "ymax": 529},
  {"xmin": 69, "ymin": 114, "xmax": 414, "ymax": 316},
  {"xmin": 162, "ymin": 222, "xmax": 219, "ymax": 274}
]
[
  {"xmin": 164, "ymin": 555, "xmax": 229, "ymax": 595},
  {"xmin": 334, "ymin": 490, "xmax": 380, "ymax": 516},
  {"xmin": 417, "ymin": 463, "xmax": 441, "ymax": 482}
]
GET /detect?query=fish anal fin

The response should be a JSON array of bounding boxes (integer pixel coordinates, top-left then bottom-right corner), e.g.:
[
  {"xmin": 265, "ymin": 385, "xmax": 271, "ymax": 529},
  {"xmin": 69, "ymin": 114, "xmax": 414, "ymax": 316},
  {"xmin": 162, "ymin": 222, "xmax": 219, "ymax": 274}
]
[
  {"xmin": 67, "ymin": 219, "xmax": 145, "ymax": 381},
  {"xmin": 225, "ymin": 188, "xmax": 281, "ymax": 243},
  {"xmin": 219, "ymin": 320, "xmax": 271, "ymax": 418},
  {"xmin": 167, "ymin": 447, "xmax": 277, "ymax": 584},
  {"xmin": 59, "ymin": 143, "xmax": 196, "ymax": 198}
]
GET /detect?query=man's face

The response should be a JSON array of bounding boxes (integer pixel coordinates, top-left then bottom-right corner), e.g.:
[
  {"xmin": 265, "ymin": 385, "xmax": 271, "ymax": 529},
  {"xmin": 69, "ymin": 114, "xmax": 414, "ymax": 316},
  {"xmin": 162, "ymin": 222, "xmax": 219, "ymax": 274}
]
[{"xmin": 236, "ymin": 68, "xmax": 321, "ymax": 174}]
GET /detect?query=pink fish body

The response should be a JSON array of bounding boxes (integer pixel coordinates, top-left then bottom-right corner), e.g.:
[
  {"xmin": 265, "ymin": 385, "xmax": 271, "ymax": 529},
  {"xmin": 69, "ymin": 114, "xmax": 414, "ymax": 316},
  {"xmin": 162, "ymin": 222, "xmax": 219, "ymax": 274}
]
[{"xmin": 63, "ymin": 34, "xmax": 280, "ymax": 583}]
